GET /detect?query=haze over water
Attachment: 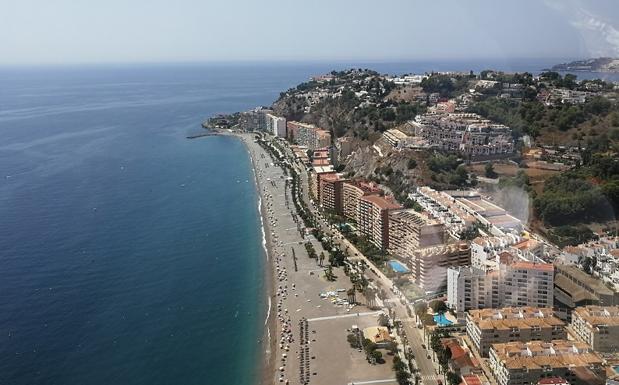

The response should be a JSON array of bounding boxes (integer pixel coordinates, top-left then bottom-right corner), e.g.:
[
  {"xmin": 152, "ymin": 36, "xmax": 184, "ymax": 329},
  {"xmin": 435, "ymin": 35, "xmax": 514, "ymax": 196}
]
[{"xmin": 0, "ymin": 61, "xmax": 614, "ymax": 385}]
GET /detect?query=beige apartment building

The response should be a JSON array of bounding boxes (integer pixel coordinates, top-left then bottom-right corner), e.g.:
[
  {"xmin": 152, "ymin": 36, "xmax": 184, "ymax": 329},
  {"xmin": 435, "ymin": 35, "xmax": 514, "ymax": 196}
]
[
  {"xmin": 341, "ymin": 181, "xmax": 381, "ymax": 223},
  {"xmin": 466, "ymin": 307, "xmax": 566, "ymax": 357},
  {"xmin": 410, "ymin": 242, "xmax": 470, "ymax": 292},
  {"xmin": 318, "ymin": 174, "xmax": 346, "ymax": 215},
  {"xmin": 358, "ymin": 195, "xmax": 401, "ymax": 250},
  {"xmin": 570, "ymin": 305, "xmax": 619, "ymax": 353},
  {"xmin": 387, "ymin": 209, "xmax": 445, "ymax": 257},
  {"xmin": 488, "ymin": 340, "xmax": 605, "ymax": 385}
]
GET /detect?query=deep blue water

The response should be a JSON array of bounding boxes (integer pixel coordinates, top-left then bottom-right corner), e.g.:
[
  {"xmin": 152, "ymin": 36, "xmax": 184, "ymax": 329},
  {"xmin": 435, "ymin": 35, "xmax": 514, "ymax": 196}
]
[
  {"xmin": 0, "ymin": 64, "xmax": 327, "ymax": 385},
  {"xmin": 0, "ymin": 60, "xmax": 614, "ymax": 385}
]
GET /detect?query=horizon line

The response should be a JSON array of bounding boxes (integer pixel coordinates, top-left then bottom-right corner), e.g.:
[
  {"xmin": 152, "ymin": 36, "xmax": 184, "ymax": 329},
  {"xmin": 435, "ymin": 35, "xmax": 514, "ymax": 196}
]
[{"xmin": 0, "ymin": 56, "xmax": 587, "ymax": 69}]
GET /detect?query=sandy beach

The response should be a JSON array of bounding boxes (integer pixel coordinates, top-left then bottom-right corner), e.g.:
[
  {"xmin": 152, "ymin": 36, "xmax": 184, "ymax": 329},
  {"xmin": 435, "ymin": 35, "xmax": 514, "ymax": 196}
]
[{"xmin": 235, "ymin": 132, "xmax": 398, "ymax": 385}]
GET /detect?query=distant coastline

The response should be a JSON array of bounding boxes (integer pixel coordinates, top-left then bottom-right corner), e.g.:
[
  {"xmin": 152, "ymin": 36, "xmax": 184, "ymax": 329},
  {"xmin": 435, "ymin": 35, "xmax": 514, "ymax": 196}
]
[{"xmin": 548, "ymin": 57, "xmax": 619, "ymax": 73}]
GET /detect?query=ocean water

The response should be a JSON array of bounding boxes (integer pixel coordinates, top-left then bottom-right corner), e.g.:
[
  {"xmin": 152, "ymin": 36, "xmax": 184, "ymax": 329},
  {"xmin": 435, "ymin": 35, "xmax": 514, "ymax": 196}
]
[
  {"xmin": 0, "ymin": 60, "xmax": 614, "ymax": 385},
  {"xmin": 0, "ymin": 64, "xmax": 325, "ymax": 385}
]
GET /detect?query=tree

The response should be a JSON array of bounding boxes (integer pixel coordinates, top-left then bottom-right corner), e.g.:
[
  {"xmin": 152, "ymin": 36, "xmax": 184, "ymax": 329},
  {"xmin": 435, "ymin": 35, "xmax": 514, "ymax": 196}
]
[
  {"xmin": 371, "ymin": 350, "xmax": 383, "ymax": 362},
  {"xmin": 396, "ymin": 370, "xmax": 412, "ymax": 385},
  {"xmin": 407, "ymin": 158, "xmax": 417, "ymax": 169},
  {"xmin": 414, "ymin": 302, "xmax": 428, "ymax": 320},
  {"xmin": 347, "ymin": 333, "xmax": 361, "ymax": 349},
  {"xmin": 393, "ymin": 356, "xmax": 407, "ymax": 371},
  {"xmin": 446, "ymin": 371, "xmax": 462, "ymax": 385},
  {"xmin": 378, "ymin": 312, "xmax": 390, "ymax": 327},
  {"xmin": 430, "ymin": 300, "xmax": 448, "ymax": 315},
  {"xmin": 420, "ymin": 313, "xmax": 436, "ymax": 326},
  {"xmin": 437, "ymin": 346, "xmax": 452, "ymax": 373},
  {"xmin": 485, "ymin": 162, "xmax": 498, "ymax": 178}
]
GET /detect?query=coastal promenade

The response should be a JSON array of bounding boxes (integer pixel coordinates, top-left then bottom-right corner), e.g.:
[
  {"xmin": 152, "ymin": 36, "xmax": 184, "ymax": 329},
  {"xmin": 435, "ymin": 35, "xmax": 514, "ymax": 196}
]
[
  {"xmin": 238, "ymin": 133, "xmax": 397, "ymax": 385},
  {"xmin": 277, "ymin": 135, "xmax": 440, "ymax": 385}
]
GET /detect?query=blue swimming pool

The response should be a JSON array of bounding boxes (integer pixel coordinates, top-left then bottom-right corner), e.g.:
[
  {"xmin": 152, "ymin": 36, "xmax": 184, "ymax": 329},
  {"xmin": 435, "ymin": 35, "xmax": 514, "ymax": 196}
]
[
  {"xmin": 389, "ymin": 260, "xmax": 409, "ymax": 273},
  {"xmin": 613, "ymin": 365, "xmax": 619, "ymax": 374},
  {"xmin": 434, "ymin": 313, "xmax": 453, "ymax": 327}
]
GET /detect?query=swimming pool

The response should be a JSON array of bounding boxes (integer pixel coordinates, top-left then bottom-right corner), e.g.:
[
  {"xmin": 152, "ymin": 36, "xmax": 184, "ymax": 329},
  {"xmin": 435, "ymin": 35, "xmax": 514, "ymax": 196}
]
[
  {"xmin": 434, "ymin": 313, "xmax": 453, "ymax": 327},
  {"xmin": 389, "ymin": 260, "xmax": 409, "ymax": 273},
  {"xmin": 613, "ymin": 365, "xmax": 619, "ymax": 374}
]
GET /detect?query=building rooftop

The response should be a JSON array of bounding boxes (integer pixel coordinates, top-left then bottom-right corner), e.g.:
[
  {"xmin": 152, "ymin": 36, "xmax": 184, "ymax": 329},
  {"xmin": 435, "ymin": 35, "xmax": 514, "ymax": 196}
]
[
  {"xmin": 360, "ymin": 194, "xmax": 402, "ymax": 210},
  {"xmin": 362, "ymin": 326, "xmax": 392, "ymax": 344},
  {"xmin": 555, "ymin": 263, "xmax": 615, "ymax": 296},
  {"xmin": 468, "ymin": 307, "xmax": 564, "ymax": 330},
  {"xmin": 389, "ymin": 209, "xmax": 441, "ymax": 226},
  {"xmin": 313, "ymin": 165, "xmax": 335, "ymax": 174},
  {"xmin": 572, "ymin": 305, "xmax": 619, "ymax": 327},
  {"xmin": 490, "ymin": 340, "xmax": 603, "ymax": 370}
]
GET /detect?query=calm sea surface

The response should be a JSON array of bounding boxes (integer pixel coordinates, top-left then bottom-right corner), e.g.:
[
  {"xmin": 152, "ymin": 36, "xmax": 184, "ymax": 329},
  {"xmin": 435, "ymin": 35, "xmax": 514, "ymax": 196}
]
[{"xmin": 0, "ymin": 61, "xmax": 613, "ymax": 385}]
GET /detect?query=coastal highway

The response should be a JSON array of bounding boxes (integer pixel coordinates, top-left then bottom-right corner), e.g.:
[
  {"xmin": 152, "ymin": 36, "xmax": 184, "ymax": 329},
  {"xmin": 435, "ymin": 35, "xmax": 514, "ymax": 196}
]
[{"xmin": 283, "ymin": 142, "xmax": 440, "ymax": 385}]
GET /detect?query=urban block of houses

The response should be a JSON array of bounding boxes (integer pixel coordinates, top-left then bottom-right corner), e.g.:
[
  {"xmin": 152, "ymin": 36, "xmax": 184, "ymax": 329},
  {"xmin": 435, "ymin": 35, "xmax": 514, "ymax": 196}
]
[
  {"xmin": 410, "ymin": 113, "xmax": 514, "ymax": 158},
  {"xmin": 488, "ymin": 340, "xmax": 605, "ymax": 385},
  {"xmin": 466, "ymin": 307, "xmax": 566, "ymax": 357}
]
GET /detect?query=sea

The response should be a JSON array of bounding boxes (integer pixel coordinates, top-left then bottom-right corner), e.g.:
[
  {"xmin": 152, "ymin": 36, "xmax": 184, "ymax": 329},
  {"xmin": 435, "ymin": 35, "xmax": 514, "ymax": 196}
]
[{"xmin": 0, "ymin": 60, "xmax": 615, "ymax": 385}]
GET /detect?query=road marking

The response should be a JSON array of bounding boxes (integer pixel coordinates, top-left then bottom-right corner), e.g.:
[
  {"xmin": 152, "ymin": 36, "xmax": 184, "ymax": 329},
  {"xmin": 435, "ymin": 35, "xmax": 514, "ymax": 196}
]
[
  {"xmin": 347, "ymin": 379, "xmax": 397, "ymax": 385},
  {"xmin": 307, "ymin": 311, "xmax": 382, "ymax": 322}
]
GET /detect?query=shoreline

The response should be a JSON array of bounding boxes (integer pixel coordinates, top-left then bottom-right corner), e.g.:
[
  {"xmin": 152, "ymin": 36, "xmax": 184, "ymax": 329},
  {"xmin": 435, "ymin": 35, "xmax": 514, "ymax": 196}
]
[{"xmin": 234, "ymin": 132, "xmax": 278, "ymax": 385}]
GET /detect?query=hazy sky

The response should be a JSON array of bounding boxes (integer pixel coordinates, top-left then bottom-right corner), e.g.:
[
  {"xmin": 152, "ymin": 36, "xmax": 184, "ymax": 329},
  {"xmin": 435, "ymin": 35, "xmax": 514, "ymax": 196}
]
[{"xmin": 1, "ymin": 0, "xmax": 618, "ymax": 65}]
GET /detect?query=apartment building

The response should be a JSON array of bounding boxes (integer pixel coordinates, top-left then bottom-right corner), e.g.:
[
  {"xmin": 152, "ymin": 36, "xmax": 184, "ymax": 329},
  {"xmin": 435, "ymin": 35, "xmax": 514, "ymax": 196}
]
[
  {"xmin": 554, "ymin": 262, "xmax": 619, "ymax": 320},
  {"xmin": 411, "ymin": 113, "xmax": 514, "ymax": 158},
  {"xmin": 318, "ymin": 174, "xmax": 346, "ymax": 215},
  {"xmin": 358, "ymin": 195, "xmax": 402, "ymax": 250},
  {"xmin": 410, "ymin": 242, "xmax": 470, "ymax": 292},
  {"xmin": 447, "ymin": 252, "xmax": 554, "ymax": 320},
  {"xmin": 488, "ymin": 340, "xmax": 605, "ymax": 385},
  {"xmin": 342, "ymin": 181, "xmax": 381, "ymax": 223},
  {"xmin": 239, "ymin": 107, "xmax": 271, "ymax": 131},
  {"xmin": 382, "ymin": 128, "xmax": 410, "ymax": 149},
  {"xmin": 265, "ymin": 113, "xmax": 286, "ymax": 137},
  {"xmin": 466, "ymin": 307, "xmax": 566, "ymax": 357},
  {"xmin": 570, "ymin": 305, "xmax": 619, "ymax": 353},
  {"xmin": 387, "ymin": 209, "xmax": 445, "ymax": 257},
  {"xmin": 287, "ymin": 121, "xmax": 331, "ymax": 150},
  {"xmin": 309, "ymin": 166, "xmax": 335, "ymax": 200}
]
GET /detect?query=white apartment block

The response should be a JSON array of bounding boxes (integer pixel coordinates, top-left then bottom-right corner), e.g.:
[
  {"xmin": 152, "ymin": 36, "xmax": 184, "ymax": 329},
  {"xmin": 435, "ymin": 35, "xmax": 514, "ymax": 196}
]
[
  {"xmin": 266, "ymin": 114, "xmax": 286, "ymax": 137},
  {"xmin": 447, "ymin": 250, "xmax": 554, "ymax": 321}
]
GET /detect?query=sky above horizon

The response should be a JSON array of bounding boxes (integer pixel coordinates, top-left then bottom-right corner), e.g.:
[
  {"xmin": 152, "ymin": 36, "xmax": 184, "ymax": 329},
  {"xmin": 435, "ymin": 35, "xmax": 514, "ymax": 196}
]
[{"xmin": 1, "ymin": 0, "xmax": 619, "ymax": 65}]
